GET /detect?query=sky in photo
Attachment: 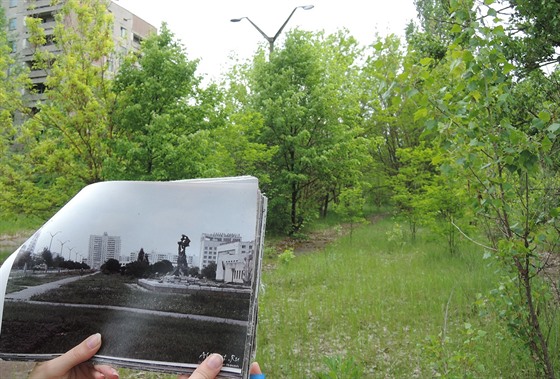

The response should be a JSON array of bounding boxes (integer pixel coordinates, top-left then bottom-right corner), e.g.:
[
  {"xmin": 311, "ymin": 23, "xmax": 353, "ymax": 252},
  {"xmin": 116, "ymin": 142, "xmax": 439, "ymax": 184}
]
[{"xmin": 28, "ymin": 177, "xmax": 261, "ymax": 262}]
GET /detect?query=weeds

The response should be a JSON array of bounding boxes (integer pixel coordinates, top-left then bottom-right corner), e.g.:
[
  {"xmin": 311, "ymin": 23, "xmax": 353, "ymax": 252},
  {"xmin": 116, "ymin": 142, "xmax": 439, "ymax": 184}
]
[{"xmin": 315, "ymin": 356, "xmax": 364, "ymax": 379}]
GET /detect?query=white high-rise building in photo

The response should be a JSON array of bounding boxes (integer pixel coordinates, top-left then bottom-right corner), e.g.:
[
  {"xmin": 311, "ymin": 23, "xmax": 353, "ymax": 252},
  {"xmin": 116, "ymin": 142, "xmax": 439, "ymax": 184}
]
[
  {"xmin": 88, "ymin": 232, "xmax": 121, "ymax": 269},
  {"xmin": 199, "ymin": 232, "xmax": 242, "ymax": 268}
]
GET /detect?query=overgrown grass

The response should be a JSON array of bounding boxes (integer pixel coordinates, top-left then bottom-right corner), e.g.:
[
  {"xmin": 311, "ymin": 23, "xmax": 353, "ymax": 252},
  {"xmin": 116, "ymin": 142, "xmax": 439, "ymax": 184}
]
[
  {"xmin": 0, "ymin": 213, "xmax": 42, "ymax": 235},
  {"xmin": 0, "ymin": 213, "xmax": 41, "ymax": 265},
  {"xmin": 255, "ymin": 218, "xmax": 535, "ymax": 378},
  {"xmin": 2, "ymin": 217, "xmax": 554, "ymax": 378}
]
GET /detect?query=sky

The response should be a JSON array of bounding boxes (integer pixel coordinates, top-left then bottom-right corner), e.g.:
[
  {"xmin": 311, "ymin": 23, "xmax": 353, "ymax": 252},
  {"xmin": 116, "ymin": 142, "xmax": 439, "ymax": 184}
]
[{"xmin": 114, "ymin": 0, "xmax": 419, "ymax": 82}]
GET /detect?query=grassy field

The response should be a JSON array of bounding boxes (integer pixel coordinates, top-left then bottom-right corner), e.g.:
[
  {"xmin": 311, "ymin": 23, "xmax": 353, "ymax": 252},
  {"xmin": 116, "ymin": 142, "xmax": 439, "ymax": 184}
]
[
  {"xmin": 254, "ymin": 218, "xmax": 536, "ymax": 378},
  {"xmin": 1, "ymin": 216, "xmax": 551, "ymax": 378}
]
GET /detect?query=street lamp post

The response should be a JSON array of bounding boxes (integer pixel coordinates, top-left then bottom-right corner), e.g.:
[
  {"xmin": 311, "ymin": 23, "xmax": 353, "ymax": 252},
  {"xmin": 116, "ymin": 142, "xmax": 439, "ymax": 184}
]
[
  {"xmin": 67, "ymin": 246, "xmax": 75, "ymax": 261},
  {"xmin": 231, "ymin": 5, "xmax": 314, "ymax": 54},
  {"xmin": 59, "ymin": 239, "xmax": 70, "ymax": 259},
  {"xmin": 48, "ymin": 231, "xmax": 61, "ymax": 252}
]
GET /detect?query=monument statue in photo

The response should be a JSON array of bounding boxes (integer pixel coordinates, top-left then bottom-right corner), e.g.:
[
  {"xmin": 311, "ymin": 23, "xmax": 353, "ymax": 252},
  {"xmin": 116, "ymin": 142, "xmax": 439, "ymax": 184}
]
[{"xmin": 173, "ymin": 234, "xmax": 190, "ymax": 276}]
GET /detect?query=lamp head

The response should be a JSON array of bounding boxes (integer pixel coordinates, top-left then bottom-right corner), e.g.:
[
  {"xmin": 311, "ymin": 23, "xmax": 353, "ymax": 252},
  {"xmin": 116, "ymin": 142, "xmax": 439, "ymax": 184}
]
[
  {"xmin": 230, "ymin": 17, "xmax": 246, "ymax": 22},
  {"xmin": 301, "ymin": 5, "xmax": 314, "ymax": 10}
]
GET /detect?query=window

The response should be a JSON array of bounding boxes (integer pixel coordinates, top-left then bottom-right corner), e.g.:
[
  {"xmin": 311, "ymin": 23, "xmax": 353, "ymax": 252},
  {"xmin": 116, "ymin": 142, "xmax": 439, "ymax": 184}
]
[
  {"xmin": 9, "ymin": 41, "xmax": 16, "ymax": 52},
  {"xmin": 32, "ymin": 82, "xmax": 47, "ymax": 94},
  {"xmin": 120, "ymin": 27, "xmax": 127, "ymax": 38},
  {"xmin": 9, "ymin": 0, "xmax": 17, "ymax": 8},
  {"xmin": 8, "ymin": 18, "xmax": 16, "ymax": 31},
  {"xmin": 133, "ymin": 33, "xmax": 142, "ymax": 44}
]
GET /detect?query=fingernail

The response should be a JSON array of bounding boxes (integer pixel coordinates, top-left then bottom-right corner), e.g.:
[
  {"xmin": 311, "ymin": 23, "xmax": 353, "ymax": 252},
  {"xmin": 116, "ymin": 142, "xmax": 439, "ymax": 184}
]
[
  {"xmin": 86, "ymin": 333, "xmax": 101, "ymax": 349},
  {"xmin": 207, "ymin": 353, "xmax": 223, "ymax": 369}
]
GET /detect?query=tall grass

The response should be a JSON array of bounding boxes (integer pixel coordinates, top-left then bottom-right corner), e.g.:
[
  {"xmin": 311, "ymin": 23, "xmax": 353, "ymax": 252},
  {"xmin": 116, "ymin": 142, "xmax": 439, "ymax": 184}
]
[
  {"xmin": 0, "ymin": 213, "xmax": 42, "ymax": 235},
  {"xmin": 0, "ymin": 213, "xmax": 42, "ymax": 264},
  {"xmin": 3, "ymin": 217, "xmax": 550, "ymax": 378},
  {"xmin": 255, "ymin": 218, "xmax": 534, "ymax": 378}
]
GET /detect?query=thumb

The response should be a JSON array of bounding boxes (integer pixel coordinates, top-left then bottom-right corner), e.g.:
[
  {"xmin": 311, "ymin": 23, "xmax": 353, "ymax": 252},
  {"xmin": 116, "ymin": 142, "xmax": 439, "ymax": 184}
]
[
  {"xmin": 184, "ymin": 353, "xmax": 223, "ymax": 379},
  {"xmin": 29, "ymin": 333, "xmax": 102, "ymax": 378}
]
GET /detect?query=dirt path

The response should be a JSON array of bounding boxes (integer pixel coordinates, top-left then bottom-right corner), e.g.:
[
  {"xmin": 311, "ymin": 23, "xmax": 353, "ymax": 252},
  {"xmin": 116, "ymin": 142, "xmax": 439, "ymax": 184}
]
[{"xmin": 275, "ymin": 213, "xmax": 387, "ymax": 255}]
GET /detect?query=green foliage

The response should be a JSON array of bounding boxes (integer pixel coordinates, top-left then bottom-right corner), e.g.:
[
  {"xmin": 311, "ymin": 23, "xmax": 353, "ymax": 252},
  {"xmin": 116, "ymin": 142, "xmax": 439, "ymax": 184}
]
[
  {"xmin": 109, "ymin": 24, "xmax": 203, "ymax": 180},
  {"xmin": 256, "ymin": 219, "xmax": 533, "ymax": 377},
  {"xmin": 315, "ymin": 356, "xmax": 364, "ymax": 379},
  {"xmin": 247, "ymin": 29, "xmax": 371, "ymax": 234},
  {"xmin": 332, "ymin": 186, "xmax": 367, "ymax": 240},
  {"xmin": 421, "ymin": 321, "xmax": 489, "ymax": 378},
  {"xmin": 0, "ymin": 6, "xmax": 33, "ymax": 217},
  {"xmin": 277, "ymin": 248, "xmax": 295, "ymax": 264},
  {"xmin": 409, "ymin": 0, "xmax": 560, "ymax": 375},
  {"xmin": 8, "ymin": 0, "xmax": 116, "ymax": 217},
  {"xmin": 385, "ymin": 221, "xmax": 407, "ymax": 252},
  {"xmin": 501, "ymin": 0, "xmax": 560, "ymax": 73}
]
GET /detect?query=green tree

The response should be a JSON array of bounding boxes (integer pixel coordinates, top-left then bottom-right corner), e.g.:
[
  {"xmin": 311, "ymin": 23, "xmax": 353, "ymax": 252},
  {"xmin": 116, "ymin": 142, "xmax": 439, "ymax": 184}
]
[
  {"xmin": 501, "ymin": 0, "xmax": 560, "ymax": 73},
  {"xmin": 414, "ymin": 0, "xmax": 560, "ymax": 375},
  {"xmin": 332, "ymin": 186, "xmax": 367, "ymax": 241},
  {"xmin": 16, "ymin": 0, "xmax": 115, "ymax": 215},
  {"xmin": 0, "ymin": 6, "xmax": 34, "ymax": 217},
  {"xmin": 247, "ymin": 29, "xmax": 370, "ymax": 233},
  {"xmin": 110, "ymin": 24, "xmax": 248, "ymax": 180},
  {"xmin": 390, "ymin": 144, "xmax": 437, "ymax": 240}
]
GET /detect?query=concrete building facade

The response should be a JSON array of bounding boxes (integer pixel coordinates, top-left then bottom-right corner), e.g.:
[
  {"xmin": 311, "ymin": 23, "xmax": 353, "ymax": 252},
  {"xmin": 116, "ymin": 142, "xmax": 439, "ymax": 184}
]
[
  {"xmin": 2, "ymin": 0, "xmax": 156, "ymax": 108},
  {"xmin": 88, "ymin": 231, "xmax": 121, "ymax": 269},
  {"xmin": 215, "ymin": 240, "xmax": 255, "ymax": 284},
  {"xmin": 199, "ymin": 232, "xmax": 243, "ymax": 268}
]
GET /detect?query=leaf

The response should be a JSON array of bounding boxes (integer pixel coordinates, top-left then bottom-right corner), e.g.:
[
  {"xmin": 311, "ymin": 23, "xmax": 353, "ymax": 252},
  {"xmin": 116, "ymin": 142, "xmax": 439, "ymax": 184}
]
[
  {"xmin": 451, "ymin": 24, "xmax": 463, "ymax": 33},
  {"xmin": 538, "ymin": 111, "xmax": 551, "ymax": 123},
  {"xmin": 420, "ymin": 57, "xmax": 433, "ymax": 66},
  {"xmin": 414, "ymin": 108, "xmax": 428, "ymax": 121},
  {"xmin": 547, "ymin": 123, "xmax": 560, "ymax": 134}
]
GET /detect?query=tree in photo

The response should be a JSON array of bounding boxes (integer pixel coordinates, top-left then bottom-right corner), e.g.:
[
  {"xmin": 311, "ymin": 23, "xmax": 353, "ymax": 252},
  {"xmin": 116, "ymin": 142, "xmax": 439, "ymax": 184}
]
[{"xmin": 201, "ymin": 262, "xmax": 217, "ymax": 280}]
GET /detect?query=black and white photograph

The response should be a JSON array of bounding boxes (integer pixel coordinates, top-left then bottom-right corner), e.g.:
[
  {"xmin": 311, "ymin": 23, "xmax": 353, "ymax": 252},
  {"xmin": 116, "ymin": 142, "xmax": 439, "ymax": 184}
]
[{"xmin": 0, "ymin": 176, "xmax": 267, "ymax": 378}]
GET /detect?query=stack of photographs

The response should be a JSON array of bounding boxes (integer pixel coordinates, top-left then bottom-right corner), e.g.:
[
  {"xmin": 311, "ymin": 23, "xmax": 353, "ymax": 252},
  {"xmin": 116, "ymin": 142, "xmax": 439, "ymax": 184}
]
[{"xmin": 0, "ymin": 176, "xmax": 267, "ymax": 379}]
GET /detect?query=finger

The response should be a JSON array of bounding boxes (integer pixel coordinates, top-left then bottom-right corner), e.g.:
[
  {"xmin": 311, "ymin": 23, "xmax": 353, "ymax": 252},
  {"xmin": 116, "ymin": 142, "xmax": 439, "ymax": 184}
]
[
  {"xmin": 28, "ymin": 333, "xmax": 102, "ymax": 379},
  {"xmin": 186, "ymin": 353, "xmax": 223, "ymax": 379},
  {"xmin": 93, "ymin": 364, "xmax": 120, "ymax": 378},
  {"xmin": 249, "ymin": 362, "xmax": 262, "ymax": 374}
]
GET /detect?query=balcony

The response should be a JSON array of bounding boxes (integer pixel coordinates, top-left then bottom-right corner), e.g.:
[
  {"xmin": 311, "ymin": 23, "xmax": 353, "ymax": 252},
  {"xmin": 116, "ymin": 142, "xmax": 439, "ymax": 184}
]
[{"xmin": 26, "ymin": 0, "xmax": 62, "ymax": 15}]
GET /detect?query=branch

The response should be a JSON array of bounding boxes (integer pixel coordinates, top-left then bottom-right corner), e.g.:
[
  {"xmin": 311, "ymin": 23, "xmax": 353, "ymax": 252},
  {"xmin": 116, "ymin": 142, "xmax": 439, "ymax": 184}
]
[{"xmin": 451, "ymin": 219, "xmax": 497, "ymax": 251}]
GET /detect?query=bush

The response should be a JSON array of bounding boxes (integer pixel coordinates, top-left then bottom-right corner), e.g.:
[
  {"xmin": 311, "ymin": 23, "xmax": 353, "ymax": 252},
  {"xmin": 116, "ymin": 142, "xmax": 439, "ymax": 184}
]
[{"xmin": 278, "ymin": 248, "xmax": 295, "ymax": 264}]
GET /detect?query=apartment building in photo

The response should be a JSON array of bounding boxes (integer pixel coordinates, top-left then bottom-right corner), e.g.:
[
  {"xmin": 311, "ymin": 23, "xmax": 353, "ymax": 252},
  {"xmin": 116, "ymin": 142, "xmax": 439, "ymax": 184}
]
[{"xmin": 88, "ymin": 231, "xmax": 121, "ymax": 269}]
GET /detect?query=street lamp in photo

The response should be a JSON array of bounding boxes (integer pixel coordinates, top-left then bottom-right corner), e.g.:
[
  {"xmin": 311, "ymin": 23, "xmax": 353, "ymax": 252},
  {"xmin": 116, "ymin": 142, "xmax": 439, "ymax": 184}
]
[
  {"xmin": 231, "ymin": 4, "xmax": 314, "ymax": 54},
  {"xmin": 67, "ymin": 246, "xmax": 75, "ymax": 261},
  {"xmin": 58, "ymin": 239, "xmax": 70, "ymax": 259},
  {"xmin": 48, "ymin": 231, "xmax": 61, "ymax": 252}
]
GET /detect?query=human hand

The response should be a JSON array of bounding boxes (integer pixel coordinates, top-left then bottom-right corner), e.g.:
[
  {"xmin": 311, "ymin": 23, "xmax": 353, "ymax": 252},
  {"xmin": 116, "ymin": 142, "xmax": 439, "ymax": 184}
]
[
  {"xmin": 177, "ymin": 355, "xmax": 263, "ymax": 379},
  {"xmin": 28, "ymin": 333, "xmax": 119, "ymax": 379}
]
